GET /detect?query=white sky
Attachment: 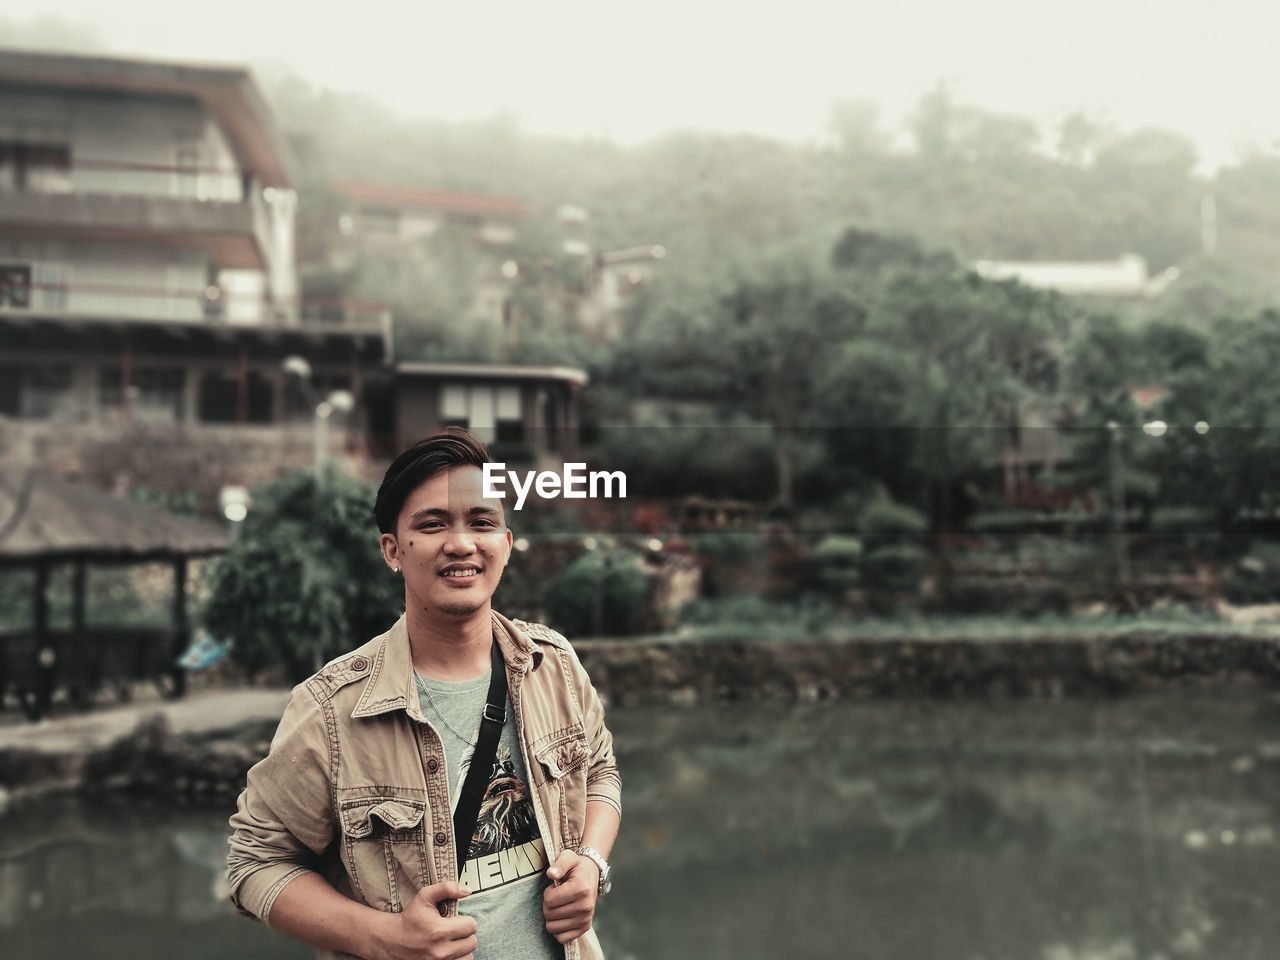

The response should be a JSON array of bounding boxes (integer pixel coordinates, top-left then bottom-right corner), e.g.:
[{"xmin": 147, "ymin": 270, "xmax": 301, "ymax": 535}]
[{"xmin": 4, "ymin": 0, "xmax": 1279, "ymax": 170}]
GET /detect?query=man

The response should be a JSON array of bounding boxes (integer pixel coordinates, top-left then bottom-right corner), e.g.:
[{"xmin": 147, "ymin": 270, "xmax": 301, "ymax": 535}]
[{"xmin": 227, "ymin": 430, "xmax": 620, "ymax": 960}]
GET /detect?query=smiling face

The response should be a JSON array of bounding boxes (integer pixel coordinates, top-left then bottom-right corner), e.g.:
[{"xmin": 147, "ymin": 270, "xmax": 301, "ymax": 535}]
[{"xmin": 380, "ymin": 465, "xmax": 513, "ymax": 620}]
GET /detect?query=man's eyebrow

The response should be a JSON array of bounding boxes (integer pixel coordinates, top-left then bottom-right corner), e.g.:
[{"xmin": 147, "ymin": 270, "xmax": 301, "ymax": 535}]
[
  {"xmin": 409, "ymin": 507, "xmax": 450, "ymax": 522},
  {"xmin": 408, "ymin": 505, "xmax": 503, "ymax": 521}
]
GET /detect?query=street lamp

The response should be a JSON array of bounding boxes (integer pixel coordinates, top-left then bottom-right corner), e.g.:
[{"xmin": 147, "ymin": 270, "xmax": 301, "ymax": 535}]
[{"xmin": 281, "ymin": 355, "xmax": 355, "ymax": 477}]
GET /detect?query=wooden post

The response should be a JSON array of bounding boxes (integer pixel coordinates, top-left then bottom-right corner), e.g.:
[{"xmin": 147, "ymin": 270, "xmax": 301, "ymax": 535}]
[
  {"xmin": 120, "ymin": 343, "xmax": 133, "ymax": 422},
  {"xmin": 236, "ymin": 348, "xmax": 249, "ymax": 424},
  {"xmin": 31, "ymin": 560, "xmax": 53, "ymax": 721},
  {"xmin": 170, "ymin": 555, "xmax": 188, "ymax": 699},
  {"xmin": 71, "ymin": 559, "xmax": 91, "ymax": 705}
]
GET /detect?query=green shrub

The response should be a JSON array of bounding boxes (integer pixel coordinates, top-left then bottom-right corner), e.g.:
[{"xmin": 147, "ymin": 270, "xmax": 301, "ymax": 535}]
[
  {"xmin": 812, "ymin": 534, "xmax": 863, "ymax": 590},
  {"xmin": 202, "ymin": 469, "xmax": 403, "ymax": 681},
  {"xmin": 858, "ymin": 496, "xmax": 927, "ymax": 537},
  {"xmin": 543, "ymin": 549, "xmax": 648, "ymax": 637},
  {"xmin": 857, "ymin": 494, "xmax": 928, "ymax": 591}
]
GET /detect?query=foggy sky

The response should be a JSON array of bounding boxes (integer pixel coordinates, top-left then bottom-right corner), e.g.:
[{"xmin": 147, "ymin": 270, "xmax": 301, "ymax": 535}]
[{"xmin": 3, "ymin": 0, "xmax": 1278, "ymax": 171}]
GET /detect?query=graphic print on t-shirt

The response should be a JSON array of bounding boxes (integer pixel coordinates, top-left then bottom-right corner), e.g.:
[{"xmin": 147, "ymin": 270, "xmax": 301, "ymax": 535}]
[{"xmin": 455, "ymin": 742, "xmax": 549, "ymax": 894}]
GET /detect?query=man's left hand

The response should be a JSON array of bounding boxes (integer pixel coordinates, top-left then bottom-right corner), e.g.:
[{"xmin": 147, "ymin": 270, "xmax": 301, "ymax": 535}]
[{"xmin": 543, "ymin": 849, "xmax": 599, "ymax": 945}]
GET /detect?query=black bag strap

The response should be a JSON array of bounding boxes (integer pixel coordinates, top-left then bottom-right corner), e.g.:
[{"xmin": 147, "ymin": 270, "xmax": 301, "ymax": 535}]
[{"xmin": 453, "ymin": 639, "xmax": 508, "ymax": 875}]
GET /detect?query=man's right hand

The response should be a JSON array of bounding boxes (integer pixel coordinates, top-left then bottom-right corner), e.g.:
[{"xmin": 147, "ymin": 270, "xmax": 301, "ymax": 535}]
[{"xmin": 380, "ymin": 882, "xmax": 478, "ymax": 960}]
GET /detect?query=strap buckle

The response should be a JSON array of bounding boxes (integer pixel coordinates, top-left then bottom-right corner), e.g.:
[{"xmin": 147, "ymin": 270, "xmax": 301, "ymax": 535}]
[{"xmin": 483, "ymin": 702, "xmax": 506, "ymax": 724}]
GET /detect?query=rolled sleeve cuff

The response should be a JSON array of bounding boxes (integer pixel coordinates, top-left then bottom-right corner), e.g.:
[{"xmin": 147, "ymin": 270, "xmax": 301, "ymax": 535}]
[
  {"xmin": 585, "ymin": 770, "xmax": 622, "ymax": 818},
  {"xmin": 230, "ymin": 863, "xmax": 314, "ymax": 923}
]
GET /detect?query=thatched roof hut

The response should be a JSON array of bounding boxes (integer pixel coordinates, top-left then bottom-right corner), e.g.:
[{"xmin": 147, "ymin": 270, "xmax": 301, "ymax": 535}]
[
  {"xmin": 0, "ymin": 465, "xmax": 227, "ymax": 563},
  {"xmin": 0, "ymin": 463, "xmax": 228, "ymax": 719}
]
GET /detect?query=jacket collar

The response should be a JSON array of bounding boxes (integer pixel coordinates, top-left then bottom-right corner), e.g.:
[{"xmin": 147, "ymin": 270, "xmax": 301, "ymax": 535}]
[{"xmin": 351, "ymin": 610, "xmax": 545, "ymax": 720}]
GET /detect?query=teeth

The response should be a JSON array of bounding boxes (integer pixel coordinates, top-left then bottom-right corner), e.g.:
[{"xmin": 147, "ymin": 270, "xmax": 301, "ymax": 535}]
[{"xmin": 442, "ymin": 569, "xmax": 478, "ymax": 578}]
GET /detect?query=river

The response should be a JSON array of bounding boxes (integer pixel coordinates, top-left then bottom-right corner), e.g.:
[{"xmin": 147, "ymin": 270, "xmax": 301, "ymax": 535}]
[{"xmin": 3, "ymin": 690, "xmax": 1278, "ymax": 959}]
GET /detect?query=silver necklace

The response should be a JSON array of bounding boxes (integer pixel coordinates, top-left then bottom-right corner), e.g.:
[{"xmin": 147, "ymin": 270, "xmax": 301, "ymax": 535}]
[{"xmin": 416, "ymin": 672, "xmax": 484, "ymax": 748}]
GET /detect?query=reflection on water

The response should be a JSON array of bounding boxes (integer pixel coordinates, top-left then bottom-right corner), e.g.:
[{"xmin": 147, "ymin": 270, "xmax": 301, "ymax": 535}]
[{"xmin": 2, "ymin": 691, "xmax": 1278, "ymax": 959}]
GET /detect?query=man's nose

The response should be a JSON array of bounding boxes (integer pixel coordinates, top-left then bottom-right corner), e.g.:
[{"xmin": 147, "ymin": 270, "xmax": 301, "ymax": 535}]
[{"xmin": 442, "ymin": 526, "xmax": 477, "ymax": 554}]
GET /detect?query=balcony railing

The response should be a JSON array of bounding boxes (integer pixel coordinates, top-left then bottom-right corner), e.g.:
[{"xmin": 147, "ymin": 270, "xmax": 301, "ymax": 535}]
[
  {"xmin": 0, "ymin": 156, "xmax": 250, "ymax": 203},
  {"xmin": 0, "ymin": 278, "xmax": 391, "ymax": 331}
]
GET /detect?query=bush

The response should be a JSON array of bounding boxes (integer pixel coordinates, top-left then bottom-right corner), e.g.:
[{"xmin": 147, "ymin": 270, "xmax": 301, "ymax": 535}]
[
  {"xmin": 858, "ymin": 496, "xmax": 927, "ymax": 537},
  {"xmin": 812, "ymin": 535, "xmax": 863, "ymax": 590},
  {"xmin": 202, "ymin": 469, "xmax": 403, "ymax": 681},
  {"xmin": 857, "ymin": 494, "xmax": 928, "ymax": 591},
  {"xmin": 543, "ymin": 549, "xmax": 648, "ymax": 638}
]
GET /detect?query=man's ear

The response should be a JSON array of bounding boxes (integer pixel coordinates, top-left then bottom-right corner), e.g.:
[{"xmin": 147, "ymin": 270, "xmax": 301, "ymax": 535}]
[{"xmin": 379, "ymin": 532, "xmax": 400, "ymax": 570}]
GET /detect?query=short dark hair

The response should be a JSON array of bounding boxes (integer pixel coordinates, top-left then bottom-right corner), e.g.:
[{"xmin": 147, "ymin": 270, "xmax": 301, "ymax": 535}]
[{"xmin": 373, "ymin": 428, "xmax": 492, "ymax": 534}]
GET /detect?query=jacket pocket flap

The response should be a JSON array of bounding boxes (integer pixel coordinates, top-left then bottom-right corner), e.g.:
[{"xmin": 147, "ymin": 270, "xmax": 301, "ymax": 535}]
[
  {"xmin": 535, "ymin": 736, "xmax": 589, "ymax": 780},
  {"xmin": 339, "ymin": 798, "xmax": 426, "ymax": 839}
]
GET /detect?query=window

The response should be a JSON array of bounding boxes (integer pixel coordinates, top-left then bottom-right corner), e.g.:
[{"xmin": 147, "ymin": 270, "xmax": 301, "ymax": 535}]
[
  {"xmin": 22, "ymin": 366, "xmax": 73, "ymax": 419},
  {"xmin": 199, "ymin": 370, "xmax": 272, "ymax": 424},
  {"xmin": 0, "ymin": 365, "xmax": 19, "ymax": 415},
  {"xmin": 99, "ymin": 367, "xmax": 186, "ymax": 423},
  {"xmin": 0, "ymin": 140, "xmax": 71, "ymax": 193},
  {"xmin": 0, "ymin": 264, "xmax": 31, "ymax": 308},
  {"xmin": 439, "ymin": 382, "xmax": 523, "ymax": 443}
]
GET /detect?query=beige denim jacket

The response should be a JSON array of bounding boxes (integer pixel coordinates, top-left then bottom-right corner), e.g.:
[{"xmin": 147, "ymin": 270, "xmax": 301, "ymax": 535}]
[{"xmin": 227, "ymin": 611, "xmax": 621, "ymax": 960}]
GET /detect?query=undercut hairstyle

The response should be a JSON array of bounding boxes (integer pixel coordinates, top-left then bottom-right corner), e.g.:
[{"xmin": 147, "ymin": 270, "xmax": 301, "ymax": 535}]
[{"xmin": 373, "ymin": 428, "xmax": 492, "ymax": 534}]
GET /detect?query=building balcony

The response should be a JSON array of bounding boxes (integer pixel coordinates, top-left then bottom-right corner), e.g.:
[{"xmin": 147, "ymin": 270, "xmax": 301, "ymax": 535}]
[{"xmin": 0, "ymin": 180, "xmax": 274, "ymax": 272}]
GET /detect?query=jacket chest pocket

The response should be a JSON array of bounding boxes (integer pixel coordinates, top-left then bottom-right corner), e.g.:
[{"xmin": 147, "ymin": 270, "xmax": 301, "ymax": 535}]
[
  {"xmin": 532, "ymin": 725, "xmax": 590, "ymax": 847},
  {"xmin": 338, "ymin": 795, "xmax": 429, "ymax": 912}
]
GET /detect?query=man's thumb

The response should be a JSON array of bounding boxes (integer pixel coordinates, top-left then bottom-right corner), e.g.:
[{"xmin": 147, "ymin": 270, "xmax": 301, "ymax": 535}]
[
  {"xmin": 546, "ymin": 848, "xmax": 575, "ymax": 881},
  {"xmin": 419, "ymin": 880, "xmax": 471, "ymax": 904}
]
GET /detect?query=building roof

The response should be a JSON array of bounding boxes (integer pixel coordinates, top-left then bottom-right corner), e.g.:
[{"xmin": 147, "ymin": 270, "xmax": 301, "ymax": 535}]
[
  {"xmin": 0, "ymin": 464, "xmax": 228, "ymax": 562},
  {"xmin": 332, "ymin": 182, "xmax": 527, "ymax": 218},
  {"xmin": 395, "ymin": 361, "xmax": 588, "ymax": 387},
  {"xmin": 0, "ymin": 48, "xmax": 293, "ymax": 188},
  {"xmin": 973, "ymin": 253, "xmax": 1180, "ymax": 299},
  {"xmin": 600, "ymin": 245, "xmax": 667, "ymax": 265},
  {"xmin": 0, "ymin": 310, "xmax": 391, "ymax": 368}
]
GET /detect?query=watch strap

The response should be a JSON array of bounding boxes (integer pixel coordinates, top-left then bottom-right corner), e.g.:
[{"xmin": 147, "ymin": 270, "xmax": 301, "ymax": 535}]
[{"xmin": 575, "ymin": 845, "xmax": 611, "ymax": 896}]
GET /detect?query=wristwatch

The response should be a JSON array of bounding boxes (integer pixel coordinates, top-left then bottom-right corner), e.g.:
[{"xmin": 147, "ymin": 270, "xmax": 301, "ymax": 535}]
[{"xmin": 574, "ymin": 845, "xmax": 612, "ymax": 897}]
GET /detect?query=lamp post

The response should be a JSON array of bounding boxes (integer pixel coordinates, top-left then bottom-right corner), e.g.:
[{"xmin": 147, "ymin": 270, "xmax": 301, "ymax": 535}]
[{"xmin": 281, "ymin": 355, "xmax": 355, "ymax": 478}]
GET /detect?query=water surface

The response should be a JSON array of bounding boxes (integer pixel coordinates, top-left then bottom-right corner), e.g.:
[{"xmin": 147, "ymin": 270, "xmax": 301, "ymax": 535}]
[{"xmin": 2, "ymin": 691, "xmax": 1277, "ymax": 959}]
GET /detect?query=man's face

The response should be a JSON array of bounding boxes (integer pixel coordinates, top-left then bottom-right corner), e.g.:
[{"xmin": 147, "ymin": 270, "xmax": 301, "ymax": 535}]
[{"xmin": 381, "ymin": 465, "xmax": 513, "ymax": 619}]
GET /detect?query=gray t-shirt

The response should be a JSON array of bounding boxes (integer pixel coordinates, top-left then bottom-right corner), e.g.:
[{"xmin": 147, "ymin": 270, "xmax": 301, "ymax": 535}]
[{"xmin": 416, "ymin": 669, "xmax": 563, "ymax": 960}]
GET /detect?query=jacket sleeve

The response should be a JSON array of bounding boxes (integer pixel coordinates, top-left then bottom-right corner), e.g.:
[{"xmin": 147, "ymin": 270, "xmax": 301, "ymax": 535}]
[
  {"xmin": 565, "ymin": 642, "xmax": 622, "ymax": 818},
  {"xmin": 226, "ymin": 682, "xmax": 336, "ymax": 922}
]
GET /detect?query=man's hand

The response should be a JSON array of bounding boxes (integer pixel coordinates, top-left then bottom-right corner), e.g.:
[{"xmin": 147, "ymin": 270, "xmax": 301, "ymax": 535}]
[
  {"xmin": 380, "ymin": 881, "xmax": 478, "ymax": 960},
  {"xmin": 543, "ymin": 849, "xmax": 599, "ymax": 945}
]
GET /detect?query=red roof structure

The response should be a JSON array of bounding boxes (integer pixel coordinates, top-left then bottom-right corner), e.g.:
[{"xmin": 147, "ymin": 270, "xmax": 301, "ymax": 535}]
[{"xmin": 331, "ymin": 182, "xmax": 526, "ymax": 218}]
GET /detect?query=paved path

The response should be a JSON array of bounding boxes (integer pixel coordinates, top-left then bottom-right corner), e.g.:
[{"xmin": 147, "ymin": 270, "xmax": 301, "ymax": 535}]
[{"xmin": 0, "ymin": 688, "xmax": 290, "ymax": 756}]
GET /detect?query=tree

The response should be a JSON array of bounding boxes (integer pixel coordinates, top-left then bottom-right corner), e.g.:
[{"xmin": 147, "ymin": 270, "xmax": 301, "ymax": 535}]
[
  {"xmin": 202, "ymin": 470, "xmax": 403, "ymax": 681},
  {"xmin": 612, "ymin": 237, "xmax": 865, "ymax": 503},
  {"xmin": 820, "ymin": 266, "xmax": 1072, "ymax": 532}
]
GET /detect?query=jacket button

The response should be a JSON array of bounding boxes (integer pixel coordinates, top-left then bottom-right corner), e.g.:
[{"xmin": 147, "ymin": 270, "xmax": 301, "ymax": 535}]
[
  {"xmin": 437, "ymin": 902, "xmax": 449, "ymax": 917},
  {"xmin": 427, "ymin": 758, "xmax": 439, "ymax": 773},
  {"xmin": 350, "ymin": 657, "xmax": 368, "ymax": 671},
  {"xmin": 435, "ymin": 831, "xmax": 448, "ymax": 845}
]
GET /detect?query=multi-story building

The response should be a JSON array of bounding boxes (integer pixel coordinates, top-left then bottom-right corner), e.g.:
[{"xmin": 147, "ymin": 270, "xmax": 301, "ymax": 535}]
[
  {"xmin": 0, "ymin": 50, "xmax": 392, "ymax": 494},
  {"xmin": 0, "ymin": 49, "xmax": 589, "ymax": 502}
]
